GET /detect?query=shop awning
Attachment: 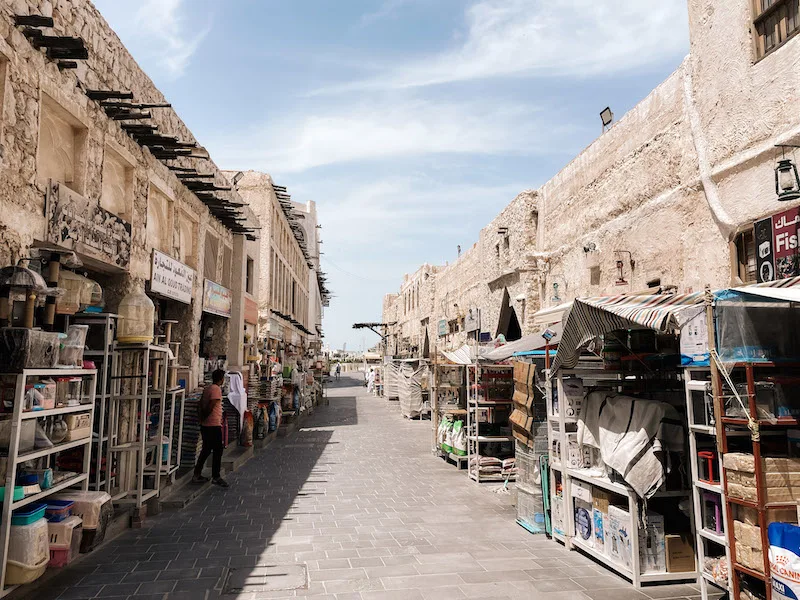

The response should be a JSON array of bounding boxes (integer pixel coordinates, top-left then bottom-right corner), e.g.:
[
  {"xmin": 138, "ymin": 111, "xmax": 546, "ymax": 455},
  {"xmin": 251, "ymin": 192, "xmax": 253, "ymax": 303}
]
[
  {"xmin": 481, "ymin": 323, "xmax": 563, "ymax": 362},
  {"xmin": 551, "ymin": 292, "xmax": 705, "ymax": 372},
  {"xmin": 440, "ymin": 345, "xmax": 474, "ymax": 365},
  {"xmin": 531, "ymin": 301, "xmax": 573, "ymax": 327},
  {"xmin": 726, "ymin": 275, "xmax": 800, "ymax": 302}
]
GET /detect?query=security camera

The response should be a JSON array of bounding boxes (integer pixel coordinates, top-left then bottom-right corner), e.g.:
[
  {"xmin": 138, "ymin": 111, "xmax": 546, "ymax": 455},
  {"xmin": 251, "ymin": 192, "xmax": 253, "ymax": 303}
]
[
  {"xmin": 583, "ymin": 242, "xmax": 597, "ymax": 253},
  {"xmin": 514, "ymin": 294, "xmax": 525, "ymax": 302}
]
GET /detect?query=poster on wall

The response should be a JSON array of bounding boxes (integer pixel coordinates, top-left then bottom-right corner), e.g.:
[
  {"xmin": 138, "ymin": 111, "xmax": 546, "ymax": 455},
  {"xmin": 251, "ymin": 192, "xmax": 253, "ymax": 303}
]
[
  {"xmin": 203, "ymin": 279, "xmax": 232, "ymax": 318},
  {"xmin": 464, "ymin": 308, "xmax": 481, "ymax": 333},
  {"xmin": 45, "ymin": 181, "xmax": 132, "ymax": 270},
  {"xmin": 755, "ymin": 208, "xmax": 800, "ymax": 283},
  {"xmin": 151, "ymin": 250, "xmax": 195, "ymax": 304}
]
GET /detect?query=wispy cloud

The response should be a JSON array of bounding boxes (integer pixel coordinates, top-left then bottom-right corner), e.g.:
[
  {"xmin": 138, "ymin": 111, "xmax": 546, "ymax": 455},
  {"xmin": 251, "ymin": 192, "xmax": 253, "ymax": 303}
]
[
  {"xmin": 317, "ymin": 0, "xmax": 689, "ymax": 94},
  {"xmin": 210, "ymin": 96, "xmax": 574, "ymax": 173},
  {"xmin": 133, "ymin": 0, "xmax": 210, "ymax": 77},
  {"xmin": 358, "ymin": 0, "xmax": 417, "ymax": 27}
]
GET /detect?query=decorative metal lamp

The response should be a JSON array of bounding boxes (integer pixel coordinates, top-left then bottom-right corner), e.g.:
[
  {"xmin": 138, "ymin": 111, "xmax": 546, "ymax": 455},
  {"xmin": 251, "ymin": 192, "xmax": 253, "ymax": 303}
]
[{"xmin": 775, "ymin": 157, "xmax": 800, "ymax": 201}]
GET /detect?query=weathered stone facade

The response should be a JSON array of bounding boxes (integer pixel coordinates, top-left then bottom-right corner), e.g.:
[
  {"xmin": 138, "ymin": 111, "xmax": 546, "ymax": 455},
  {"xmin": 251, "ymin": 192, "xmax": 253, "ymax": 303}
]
[
  {"xmin": 0, "ymin": 1, "xmax": 260, "ymax": 385},
  {"xmin": 384, "ymin": 0, "xmax": 800, "ymax": 355}
]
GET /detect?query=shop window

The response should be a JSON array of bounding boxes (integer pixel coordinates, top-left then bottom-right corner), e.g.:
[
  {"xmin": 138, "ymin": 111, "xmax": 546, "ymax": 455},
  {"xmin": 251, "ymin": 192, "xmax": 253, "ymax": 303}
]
[
  {"xmin": 222, "ymin": 245, "xmax": 233, "ymax": 288},
  {"xmin": 101, "ymin": 146, "xmax": 133, "ymax": 221},
  {"xmin": 204, "ymin": 233, "xmax": 219, "ymax": 282},
  {"xmin": 37, "ymin": 94, "xmax": 87, "ymax": 193},
  {"xmin": 753, "ymin": 0, "xmax": 800, "ymax": 59},
  {"xmin": 146, "ymin": 185, "xmax": 172, "ymax": 253},
  {"xmin": 734, "ymin": 229, "xmax": 757, "ymax": 283},
  {"xmin": 178, "ymin": 213, "xmax": 197, "ymax": 268}
]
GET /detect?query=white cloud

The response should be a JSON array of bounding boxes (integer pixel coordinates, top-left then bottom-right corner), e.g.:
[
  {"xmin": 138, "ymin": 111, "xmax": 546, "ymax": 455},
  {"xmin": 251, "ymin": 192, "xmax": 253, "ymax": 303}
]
[
  {"xmin": 210, "ymin": 97, "xmax": 573, "ymax": 173},
  {"xmin": 317, "ymin": 0, "xmax": 689, "ymax": 93},
  {"xmin": 358, "ymin": 0, "xmax": 417, "ymax": 27},
  {"xmin": 93, "ymin": 0, "xmax": 210, "ymax": 78}
]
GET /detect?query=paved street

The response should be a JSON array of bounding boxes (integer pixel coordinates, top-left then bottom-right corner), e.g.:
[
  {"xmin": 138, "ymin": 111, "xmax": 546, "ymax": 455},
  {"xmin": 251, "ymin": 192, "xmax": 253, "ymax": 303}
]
[{"xmin": 37, "ymin": 374, "xmax": 712, "ymax": 600}]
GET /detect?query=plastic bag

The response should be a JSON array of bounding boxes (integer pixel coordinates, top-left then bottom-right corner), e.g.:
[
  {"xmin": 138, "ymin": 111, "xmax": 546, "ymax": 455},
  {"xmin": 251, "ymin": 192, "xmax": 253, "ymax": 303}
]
[
  {"xmin": 443, "ymin": 420, "xmax": 455, "ymax": 454},
  {"xmin": 240, "ymin": 411, "xmax": 253, "ymax": 447},
  {"xmin": 438, "ymin": 416, "xmax": 453, "ymax": 452},
  {"xmin": 451, "ymin": 420, "xmax": 467, "ymax": 456},
  {"xmin": 255, "ymin": 408, "xmax": 267, "ymax": 439},
  {"xmin": 769, "ymin": 522, "xmax": 800, "ymax": 600}
]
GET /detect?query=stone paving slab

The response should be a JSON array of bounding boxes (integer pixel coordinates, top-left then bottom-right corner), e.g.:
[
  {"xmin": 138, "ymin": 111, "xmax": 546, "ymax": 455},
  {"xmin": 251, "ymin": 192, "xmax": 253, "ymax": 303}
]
[{"xmin": 29, "ymin": 374, "xmax": 720, "ymax": 600}]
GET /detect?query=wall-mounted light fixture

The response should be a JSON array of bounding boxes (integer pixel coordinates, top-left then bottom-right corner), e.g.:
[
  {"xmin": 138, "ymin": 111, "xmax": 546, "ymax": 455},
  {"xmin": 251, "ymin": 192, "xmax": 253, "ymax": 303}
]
[
  {"xmin": 775, "ymin": 145, "xmax": 800, "ymax": 202},
  {"xmin": 600, "ymin": 107, "xmax": 614, "ymax": 132},
  {"xmin": 615, "ymin": 250, "xmax": 634, "ymax": 286}
]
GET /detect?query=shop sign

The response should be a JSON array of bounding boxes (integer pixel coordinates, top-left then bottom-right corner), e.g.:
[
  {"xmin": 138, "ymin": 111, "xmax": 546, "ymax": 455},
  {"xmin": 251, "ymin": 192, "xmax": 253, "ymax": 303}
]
[
  {"xmin": 151, "ymin": 250, "xmax": 195, "ymax": 304},
  {"xmin": 203, "ymin": 279, "xmax": 232, "ymax": 318},
  {"xmin": 464, "ymin": 308, "xmax": 481, "ymax": 333},
  {"xmin": 245, "ymin": 298, "xmax": 258, "ymax": 325},
  {"xmin": 755, "ymin": 207, "xmax": 800, "ymax": 282},
  {"xmin": 45, "ymin": 181, "xmax": 132, "ymax": 270},
  {"xmin": 269, "ymin": 317, "xmax": 283, "ymax": 340},
  {"xmin": 438, "ymin": 319, "xmax": 447, "ymax": 337}
]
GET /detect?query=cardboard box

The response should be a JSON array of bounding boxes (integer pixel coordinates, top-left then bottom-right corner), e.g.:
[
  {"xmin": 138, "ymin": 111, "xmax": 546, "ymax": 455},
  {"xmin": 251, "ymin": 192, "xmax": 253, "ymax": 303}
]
[
  {"xmin": 728, "ymin": 470, "xmax": 800, "ymax": 487},
  {"xmin": 734, "ymin": 520, "xmax": 762, "ymax": 548},
  {"xmin": 592, "ymin": 489, "xmax": 611, "ymax": 513},
  {"xmin": 639, "ymin": 512, "xmax": 666, "ymax": 573},
  {"xmin": 665, "ymin": 534, "xmax": 695, "ymax": 573},
  {"xmin": 608, "ymin": 505, "xmax": 632, "ymax": 569},
  {"xmin": 735, "ymin": 541, "xmax": 764, "ymax": 573}
]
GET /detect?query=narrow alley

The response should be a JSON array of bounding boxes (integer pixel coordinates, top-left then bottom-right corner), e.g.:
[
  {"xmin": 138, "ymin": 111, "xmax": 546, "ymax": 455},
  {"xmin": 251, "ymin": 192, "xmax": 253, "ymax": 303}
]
[{"xmin": 34, "ymin": 374, "xmax": 712, "ymax": 600}]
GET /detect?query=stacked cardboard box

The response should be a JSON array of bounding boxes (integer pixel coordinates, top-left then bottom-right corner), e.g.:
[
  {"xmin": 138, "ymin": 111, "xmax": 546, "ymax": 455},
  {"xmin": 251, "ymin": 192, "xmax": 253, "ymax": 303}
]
[
  {"xmin": 510, "ymin": 361, "xmax": 546, "ymax": 448},
  {"xmin": 723, "ymin": 453, "xmax": 800, "ymax": 503}
]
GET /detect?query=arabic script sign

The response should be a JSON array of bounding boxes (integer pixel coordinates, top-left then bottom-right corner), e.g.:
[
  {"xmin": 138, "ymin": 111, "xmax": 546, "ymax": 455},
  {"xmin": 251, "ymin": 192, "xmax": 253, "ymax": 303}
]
[
  {"xmin": 45, "ymin": 181, "xmax": 132, "ymax": 270},
  {"xmin": 151, "ymin": 250, "xmax": 195, "ymax": 304},
  {"xmin": 755, "ymin": 207, "xmax": 800, "ymax": 282},
  {"xmin": 203, "ymin": 279, "xmax": 232, "ymax": 318}
]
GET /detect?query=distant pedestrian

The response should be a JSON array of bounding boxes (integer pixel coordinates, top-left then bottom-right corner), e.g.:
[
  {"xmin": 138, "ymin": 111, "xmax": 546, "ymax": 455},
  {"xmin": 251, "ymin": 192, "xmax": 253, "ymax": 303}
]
[
  {"xmin": 193, "ymin": 369, "xmax": 229, "ymax": 487},
  {"xmin": 367, "ymin": 368, "xmax": 375, "ymax": 393},
  {"xmin": 335, "ymin": 362, "xmax": 341, "ymax": 380}
]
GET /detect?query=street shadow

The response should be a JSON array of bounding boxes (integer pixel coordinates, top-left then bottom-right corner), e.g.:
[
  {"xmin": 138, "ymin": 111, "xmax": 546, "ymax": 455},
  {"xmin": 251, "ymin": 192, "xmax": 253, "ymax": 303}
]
[{"xmin": 34, "ymin": 399, "xmax": 343, "ymax": 599}]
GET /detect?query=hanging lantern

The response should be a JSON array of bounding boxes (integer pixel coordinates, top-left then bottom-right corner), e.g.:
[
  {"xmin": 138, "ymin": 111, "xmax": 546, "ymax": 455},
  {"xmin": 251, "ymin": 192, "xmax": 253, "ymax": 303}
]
[{"xmin": 775, "ymin": 158, "xmax": 800, "ymax": 201}]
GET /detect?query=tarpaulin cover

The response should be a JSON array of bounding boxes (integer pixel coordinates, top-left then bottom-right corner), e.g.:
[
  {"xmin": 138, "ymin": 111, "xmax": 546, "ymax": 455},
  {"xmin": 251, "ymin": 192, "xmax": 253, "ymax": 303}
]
[
  {"xmin": 441, "ymin": 345, "xmax": 475, "ymax": 365},
  {"xmin": 551, "ymin": 292, "xmax": 705, "ymax": 372},
  {"xmin": 396, "ymin": 361, "xmax": 425, "ymax": 418},
  {"xmin": 715, "ymin": 276, "xmax": 800, "ymax": 363},
  {"xmin": 482, "ymin": 323, "xmax": 563, "ymax": 362},
  {"xmin": 383, "ymin": 360, "xmax": 401, "ymax": 399}
]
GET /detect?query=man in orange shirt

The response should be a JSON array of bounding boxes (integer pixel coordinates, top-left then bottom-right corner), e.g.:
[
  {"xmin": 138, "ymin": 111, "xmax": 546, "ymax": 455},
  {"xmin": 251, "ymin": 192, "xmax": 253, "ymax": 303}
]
[{"xmin": 193, "ymin": 369, "xmax": 229, "ymax": 487}]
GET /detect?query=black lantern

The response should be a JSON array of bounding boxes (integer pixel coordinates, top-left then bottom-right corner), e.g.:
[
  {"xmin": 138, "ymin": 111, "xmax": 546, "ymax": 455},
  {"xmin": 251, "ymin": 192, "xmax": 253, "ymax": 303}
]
[{"xmin": 775, "ymin": 157, "xmax": 800, "ymax": 201}]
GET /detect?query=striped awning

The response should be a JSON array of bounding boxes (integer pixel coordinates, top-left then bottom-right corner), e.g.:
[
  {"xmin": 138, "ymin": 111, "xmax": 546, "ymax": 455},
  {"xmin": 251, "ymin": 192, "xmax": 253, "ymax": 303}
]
[{"xmin": 550, "ymin": 292, "xmax": 705, "ymax": 372}]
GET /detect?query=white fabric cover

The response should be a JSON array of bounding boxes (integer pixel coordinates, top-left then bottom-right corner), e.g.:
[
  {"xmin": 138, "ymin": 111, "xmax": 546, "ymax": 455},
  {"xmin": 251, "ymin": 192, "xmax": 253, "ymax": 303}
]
[{"xmin": 227, "ymin": 371, "xmax": 248, "ymax": 429}]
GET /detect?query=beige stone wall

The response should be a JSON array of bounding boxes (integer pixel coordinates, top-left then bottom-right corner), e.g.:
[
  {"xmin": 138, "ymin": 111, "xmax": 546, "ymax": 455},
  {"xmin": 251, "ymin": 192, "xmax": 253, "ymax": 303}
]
[
  {"xmin": 383, "ymin": 3, "xmax": 800, "ymax": 349},
  {"xmin": 0, "ymin": 1, "xmax": 260, "ymax": 385}
]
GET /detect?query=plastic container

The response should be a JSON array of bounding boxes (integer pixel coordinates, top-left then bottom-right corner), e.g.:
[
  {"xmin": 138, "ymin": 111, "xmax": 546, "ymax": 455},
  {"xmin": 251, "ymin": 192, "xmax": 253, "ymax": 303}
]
[
  {"xmin": 11, "ymin": 503, "xmax": 46, "ymax": 526},
  {"xmin": 52, "ymin": 491, "xmax": 112, "ymax": 552},
  {"xmin": 6, "ymin": 518, "xmax": 49, "ymax": 584},
  {"xmin": 58, "ymin": 325, "xmax": 89, "ymax": 367},
  {"xmin": 48, "ymin": 515, "xmax": 82, "ymax": 567},
  {"xmin": 23, "ymin": 469, "xmax": 53, "ymax": 490},
  {"xmin": 40, "ymin": 379, "xmax": 56, "ymax": 410},
  {"xmin": 17, "ymin": 473, "xmax": 39, "ymax": 486},
  {"xmin": 64, "ymin": 413, "xmax": 91, "ymax": 441},
  {"xmin": 0, "ymin": 419, "xmax": 35, "ymax": 453},
  {"xmin": 0, "ymin": 487, "xmax": 24, "ymax": 502},
  {"xmin": 117, "ymin": 289, "xmax": 155, "ymax": 344},
  {"xmin": 45, "ymin": 500, "xmax": 73, "ymax": 522}
]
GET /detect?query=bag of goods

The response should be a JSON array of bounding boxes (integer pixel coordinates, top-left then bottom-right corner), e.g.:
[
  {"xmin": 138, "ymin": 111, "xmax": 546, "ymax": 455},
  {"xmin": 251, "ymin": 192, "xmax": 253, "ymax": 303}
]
[
  {"xmin": 769, "ymin": 522, "xmax": 800, "ymax": 600},
  {"xmin": 451, "ymin": 420, "xmax": 467, "ymax": 456}
]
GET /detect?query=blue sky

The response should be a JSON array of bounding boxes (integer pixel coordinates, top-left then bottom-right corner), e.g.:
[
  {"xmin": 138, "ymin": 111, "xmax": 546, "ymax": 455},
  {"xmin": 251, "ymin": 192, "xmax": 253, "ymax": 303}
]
[{"xmin": 93, "ymin": 0, "xmax": 690, "ymax": 352}]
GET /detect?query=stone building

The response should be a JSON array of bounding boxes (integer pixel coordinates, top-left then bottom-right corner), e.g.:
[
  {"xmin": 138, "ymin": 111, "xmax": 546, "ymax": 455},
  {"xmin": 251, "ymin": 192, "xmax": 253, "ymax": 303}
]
[
  {"xmin": 228, "ymin": 170, "xmax": 328, "ymax": 353},
  {"xmin": 383, "ymin": 0, "xmax": 800, "ymax": 355},
  {"xmin": 0, "ymin": 0, "xmax": 260, "ymax": 386}
]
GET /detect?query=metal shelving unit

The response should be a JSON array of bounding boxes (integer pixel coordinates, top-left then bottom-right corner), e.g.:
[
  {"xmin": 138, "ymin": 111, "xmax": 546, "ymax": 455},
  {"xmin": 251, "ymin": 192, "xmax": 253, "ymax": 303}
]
[
  {"xmin": 466, "ymin": 363, "xmax": 515, "ymax": 483},
  {"xmin": 106, "ymin": 344, "xmax": 170, "ymax": 508},
  {"xmin": 685, "ymin": 367, "xmax": 732, "ymax": 600},
  {"xmin": 144, "ymin": 387, "xmax": 185, "ymax": 483},
  {"xmin": 0, "ymin": 368, "xmax": 97, "ymax": 598},
  {"xmin": 68, "ymin": 313, "xmax": 118, "ymax": 490},
  {"xmin": 545, "ymin": 365, "xmax": 698, "ymax": 588},
  {"xmin": 431, "ymin": 362, "xmax": 466, "ymax": 457}
]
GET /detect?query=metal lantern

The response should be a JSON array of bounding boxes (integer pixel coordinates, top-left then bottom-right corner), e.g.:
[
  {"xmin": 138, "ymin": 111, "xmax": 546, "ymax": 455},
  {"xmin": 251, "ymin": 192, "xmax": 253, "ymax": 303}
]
[{"xmin": 775, "ymin": 158, "xmax": 800, "ymax": 201}]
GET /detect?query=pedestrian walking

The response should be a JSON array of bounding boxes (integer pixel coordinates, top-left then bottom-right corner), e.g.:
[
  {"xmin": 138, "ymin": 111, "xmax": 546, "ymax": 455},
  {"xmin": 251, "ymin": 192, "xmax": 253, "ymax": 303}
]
[
  {"xmin": 335, "ymin": 362, "xmax": 341, "ymax": 380},
  {"xmin": 193, "ymin": 369, "xmax": 229, "ymax": 487}
]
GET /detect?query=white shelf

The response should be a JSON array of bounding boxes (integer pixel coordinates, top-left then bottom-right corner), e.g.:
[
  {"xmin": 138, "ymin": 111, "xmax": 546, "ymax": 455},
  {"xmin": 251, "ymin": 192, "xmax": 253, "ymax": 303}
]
[
  {"xmin": 639, "ymin": 570, "xmax": 697, "ymax": 583},
  {"xmin": 11, "ymin": 473, "xmax": 88, "ymax": 510},
  {"xmin": 571, "ymin": 537, "xmax": 633, "ymax": 578},
  {"xmin": 20, "ymin": 404, "xmax": 93, "ymax": 420},
  {"xmin": 695, "ymin": 479, "xmax": 722, "ymax": 493},
  {"xmin": 3, "ymin": 368, "xmax": 97, "ymax": 377},
  {"xmin": 567, "ymin": 469, "xmax": 630, "ymax": 496},
  {"xmin": 690, "ymin": 424, "xmax": 716, "ymax": 436},
  {"xmin": 698, "ymin": 528, "xmax": 727, "ymax": 546},
  {"xmin": 701, "ymin": 570, "xmax": 729, "ymax": 590},
  {"xmin": 18, "ymin": 437, "xmax": 91, "ymax": 461},
  {"xmin": 467, "ymin": 434, "xmax": 513, "ymax": 442}
]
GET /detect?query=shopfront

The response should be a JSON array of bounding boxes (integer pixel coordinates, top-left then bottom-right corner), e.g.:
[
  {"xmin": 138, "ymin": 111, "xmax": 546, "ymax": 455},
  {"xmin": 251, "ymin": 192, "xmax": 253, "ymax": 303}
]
[{"xmin": 201, "ymin": 279, "xmax": 232, "ymax": 379}]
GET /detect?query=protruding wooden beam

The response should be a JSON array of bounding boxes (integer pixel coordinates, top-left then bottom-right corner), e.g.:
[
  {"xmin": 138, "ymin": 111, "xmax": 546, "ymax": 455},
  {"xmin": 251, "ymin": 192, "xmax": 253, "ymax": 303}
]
[
  {"xmin": 14, "ymin": 15, "xmax": 54, "ymax": 27},
  {"xmin": 58, "ymin": 61, "xmax": 78, "ymax": 70},
  {"xmin": 32, "ymin": 36, "xmax": 85, "ymax": 49},
  {"xmin": 110, "ymin": 111, "xmax": 151, "ymax": 120},
  {"xmin": 87, "ymin": 90, "xmax": 134, "ymax": 101},
  {"xmin": 47, "ymin": 47, "xmax": 88, "ymax": 60}
]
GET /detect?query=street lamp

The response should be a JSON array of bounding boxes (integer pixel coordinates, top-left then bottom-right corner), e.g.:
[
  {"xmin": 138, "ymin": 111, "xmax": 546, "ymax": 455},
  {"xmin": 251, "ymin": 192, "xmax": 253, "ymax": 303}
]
[{"xmin": 775, "ymin": 157, "xmax": 800, "ymax": 201}]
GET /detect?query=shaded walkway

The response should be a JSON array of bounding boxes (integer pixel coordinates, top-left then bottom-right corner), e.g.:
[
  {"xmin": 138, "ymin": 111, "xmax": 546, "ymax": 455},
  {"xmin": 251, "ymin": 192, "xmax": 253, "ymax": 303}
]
[{"xmin": 35, "ymin": 374, "xmax": 709, "ymax": 600}]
